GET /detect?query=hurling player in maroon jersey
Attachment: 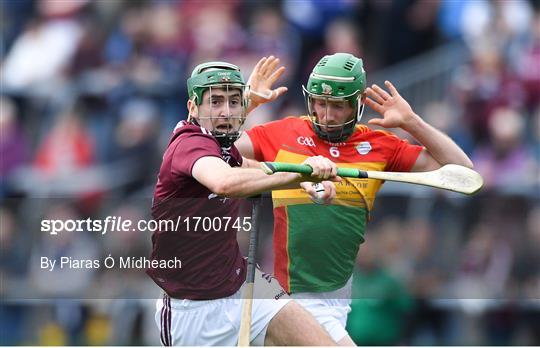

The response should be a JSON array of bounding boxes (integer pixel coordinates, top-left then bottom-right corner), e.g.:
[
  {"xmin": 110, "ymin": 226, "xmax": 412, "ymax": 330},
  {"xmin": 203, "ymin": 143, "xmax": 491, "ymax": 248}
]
[{"xmin": 147, "ymin": 58, "xmax": 340, "ymax": 346}]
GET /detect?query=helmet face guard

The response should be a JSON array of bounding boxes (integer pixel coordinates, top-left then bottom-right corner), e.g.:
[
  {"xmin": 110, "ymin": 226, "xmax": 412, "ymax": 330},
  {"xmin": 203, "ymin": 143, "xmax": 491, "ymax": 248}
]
[
  {"xmin": 303, "ymin": 86, "xmax": 364, "ymax": 143},
  {"xmin": 187, "ymin": 62, "xmax": 248, "ymax": 148},
  {"xmin": 303, "ymin": 53, "xmax": 367, "ymax": 143},
  {"xmin": 191, "ymin": 83, "xmax": 249, "ymax": 148}
]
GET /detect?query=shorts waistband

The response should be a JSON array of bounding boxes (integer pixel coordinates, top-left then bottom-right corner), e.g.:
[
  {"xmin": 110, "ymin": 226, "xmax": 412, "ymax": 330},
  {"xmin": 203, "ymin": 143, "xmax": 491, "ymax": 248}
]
[{"xmin": 165, "ymin": 290, "xmax": 241, "ymax": 310}]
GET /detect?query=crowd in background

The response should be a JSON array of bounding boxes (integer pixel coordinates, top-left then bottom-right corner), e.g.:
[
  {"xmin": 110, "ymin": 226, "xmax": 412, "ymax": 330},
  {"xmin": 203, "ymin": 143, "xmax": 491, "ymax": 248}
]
[{"xmin": 1, "ymin": 0, "xmax": 539, "ymax": 345}]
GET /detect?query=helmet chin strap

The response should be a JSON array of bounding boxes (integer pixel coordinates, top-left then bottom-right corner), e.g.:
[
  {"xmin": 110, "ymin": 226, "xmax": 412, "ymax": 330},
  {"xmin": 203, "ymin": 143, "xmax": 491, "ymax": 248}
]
[
  {"xmin": 356, "ymin": 103, "xmax": 365, "ymax": 124},
  {"xmin": 187, "ymin": 97, "xmax": 199, "ymax": 124},
  {"xmin": 213, "ymin": 131, "xmax": 241, "ymax": 148},
  {"xmin": 189, "ymin": 115, "xmax": 199, "ymax": 125}
]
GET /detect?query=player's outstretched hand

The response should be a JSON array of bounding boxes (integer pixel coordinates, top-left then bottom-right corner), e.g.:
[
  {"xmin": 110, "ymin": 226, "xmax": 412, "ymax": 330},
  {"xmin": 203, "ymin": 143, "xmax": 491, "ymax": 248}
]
[
  {"xmin": 302, "ymin": 155, "xmax": 341, "ymax": 182},
  {"xmin": 247, "ymin": 56, "xmax": 288, "ymax": 107},
  {"xmin": 365, "ymin": 81, "xmax": 418, "ymax": 130},
  {"xmin": 301, "ymin": 181, "xmax": 336, "ymax": 205}
]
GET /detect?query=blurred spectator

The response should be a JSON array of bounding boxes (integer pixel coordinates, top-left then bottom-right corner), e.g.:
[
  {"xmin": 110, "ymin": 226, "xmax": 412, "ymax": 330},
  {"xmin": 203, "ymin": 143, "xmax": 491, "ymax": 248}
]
[
  {"xmin": 28, "ymin": 203, "xmax": 100, "ymax": 297},
  {"xmin": 67, "ymin": 16, "xmax": 106, "ymax": 80},
  {"xmin": 34, "ymin": 109, "xmax": 95, "ymax": 178},
  {"xmin": 532, "ymin": 106, "xmax": 540, "ymax": 169},
  {"xmin": 323, "ymin": 19, "xmax": 364, "ymax": 62},
  {"xmin": 422, "ymin": 101, "xmax": 474, "ymax": 156},
  {"xmin": 513, "ymin": 205, "xmax": 540, "ymax": 345},
  {"xmin": 451, "ymin": 43, "xmax": 524, "ymax": 143},
  {"xmin": 99, "ymin": 203, "xmax": 153, "ymax": 345},
  {"xmin": 38, "ymin": 321, "xmax": 68, "ymax": 345},
  {"xmin": 104, "ymin": 6, "xmax": 147, "ymax": 68},
  {"xmin": 107, "ymin": 98, "xmax": 160, "ymax": 195},
  {"xmin": 181, "ymin": 1, "xmax": 245, "ymax": 66},
  {"xmin": 0, "ymin": 206, "xmax": 30, "ymax": 346},
  {"xmin": 28, "ymin": 203, "xmax": 100, "ymax": 344},
  {"xmin": 304, "ymin": 18, "xmax": 366, "ymax": 82},
  {"xmin": 439, "ymin": 0, "xmax": 535, "ymax": 63},
  {"xmin": 405, "ymin": 219, "xmax": 451, "ymax": 345},
  {"xmin": 99, "ymin": 203, "xmax": 152, "ymax": 298},
  {"xmin": 450, "ymin": 221, "xmax": 513, "ymax": 301},
  {"xmin": 0, "ymin": 207, "xmax": 29, "ymax": 290},
  {"xmin": 0, "ymin": 96, "xmax": 29, "ymax": 196},
  {"xmin": 437, "ymin": 0, "xmax": 471, "ymax": 40},
  {"xmin": 2, "ymin": 17, "xmax": 83, "ymax": 93},
  {"xmin": 83, "ymin": 313, "xmax": 110, "ymax": 345},
  {"xmin": 376, "ymin": 217, "xmax": 412, "ymax": 279},
  {"xmin": 383, "ymin": 0, "xmax": 441, "ymax": 65},
  {"xmin": 472, "ymin": 106, "xmax": 537, "ymax": 191},
  {"xmin": 133, "ymin": 2, "xmax": 186, "ymax": 96},
  {"xmin": 142, "ymin": 2, "xmax": 187, "ymax": 129},
  {"xmin": 246, "ymin": 5, "xmax": 300, "ymax": 87},
  {"xmin": 0, "ymin": 0, "xmax": 35, "ymax": 57},
  {"xmin": 37, "ymin": 0, "xmax": 90, "ymax": 19},
  {"xmin": 282, "ymin": 0, "xmax": 359, "ymax": 38},
  {"xmin": 237, "ymin": 6, "xmax": 303, "ymax": 122},
  {"xmin": 511, "ymin": 10, "xmax": 540, "ymax": 111},
  {"xmin": 512, "ymin": 205, "xmax": 540, "ymax": 301},
  {"xmin": 347, "ymin": 234, "xmax": 413, "ymax": 345},
  {"xmin": 248, "ymin": 5, "xmax": 301, "ymax": 63},
  {"xmin": 103, "ymin": 3, "xmax": 186, "ymax": 129}
]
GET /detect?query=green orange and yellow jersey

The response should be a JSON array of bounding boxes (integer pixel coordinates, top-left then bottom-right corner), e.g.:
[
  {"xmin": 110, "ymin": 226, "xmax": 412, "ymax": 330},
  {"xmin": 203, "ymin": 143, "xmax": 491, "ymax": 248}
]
[{"xmin": 246, "ymin": 116, "xmax": 423, "ymax": 294}]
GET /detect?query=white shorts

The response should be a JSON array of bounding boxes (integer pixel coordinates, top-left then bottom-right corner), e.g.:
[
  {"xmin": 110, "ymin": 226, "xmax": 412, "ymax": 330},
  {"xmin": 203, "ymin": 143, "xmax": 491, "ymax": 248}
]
[
  {"xmin": 291, "ymin": 277, "xmax": 352, "ymax": 342},
  {"xmin": 155, "ymin": 269, "xmax": 291, "ymax": 346}
]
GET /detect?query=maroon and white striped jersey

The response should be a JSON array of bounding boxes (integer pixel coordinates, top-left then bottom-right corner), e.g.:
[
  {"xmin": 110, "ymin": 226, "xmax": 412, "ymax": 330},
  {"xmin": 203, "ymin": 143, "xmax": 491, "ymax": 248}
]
[{"xmin": 147, "ymin": 121, "xmax": 246, "ymax": 300}]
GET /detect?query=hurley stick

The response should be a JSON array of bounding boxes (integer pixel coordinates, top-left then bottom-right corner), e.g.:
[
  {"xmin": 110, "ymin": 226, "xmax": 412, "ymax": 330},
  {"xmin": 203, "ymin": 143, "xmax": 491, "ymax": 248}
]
[
  {"xmin": 238, "ymin": 196, "xmax": 263, "ymax": 346},
  {"xmin": 261, "ymin": 163, "xmax": 483, "ymax": 195}
]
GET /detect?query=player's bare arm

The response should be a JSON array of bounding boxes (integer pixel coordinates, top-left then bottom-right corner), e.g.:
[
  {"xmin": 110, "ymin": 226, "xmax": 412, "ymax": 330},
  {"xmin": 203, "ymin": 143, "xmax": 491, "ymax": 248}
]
[
  {"xmin": 237, "ymin": 136, "xmax": 338, "ymax": 202},
  {"xmin": 246, "ymin": 55, "xmax": 288, "ymax": 113},
  {"xmin": 365, "ymin": 80, "xmax": 473, "ymax": 171},
  {"xmin": 236, "ymin": 132, "xmax": 256, "ymax": 159},
  {"xmin": 192, "ymin": 155, "xmax": 340, "ymax": 198},
  {"xmin": 241, "ymin": 156, "xmax": 261, "ymax": 169}
]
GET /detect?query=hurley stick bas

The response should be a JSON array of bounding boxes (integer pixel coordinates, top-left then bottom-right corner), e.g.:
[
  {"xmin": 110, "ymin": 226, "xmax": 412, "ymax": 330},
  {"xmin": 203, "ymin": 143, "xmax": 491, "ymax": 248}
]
[
  {"xmin": 238, "ymin": 196, "xmax": 263, "ymax": 346},
  {"xmin": 261, "ymin": 163, "xmax": 483, "ymax": 195}
]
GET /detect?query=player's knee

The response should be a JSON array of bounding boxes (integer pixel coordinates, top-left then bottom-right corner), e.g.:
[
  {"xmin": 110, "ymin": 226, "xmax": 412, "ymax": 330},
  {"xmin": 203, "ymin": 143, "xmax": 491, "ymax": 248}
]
[{"xmin": 265, "ymin": 301, "xmax": 337, "ymax": 346}]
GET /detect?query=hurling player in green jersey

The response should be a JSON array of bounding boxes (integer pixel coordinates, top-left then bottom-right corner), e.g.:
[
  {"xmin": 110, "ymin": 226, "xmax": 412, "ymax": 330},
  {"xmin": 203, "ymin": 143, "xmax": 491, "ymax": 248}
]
[{"xmin": 238, "ymin": 52, "xmax": 473, "ymax": 345}]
